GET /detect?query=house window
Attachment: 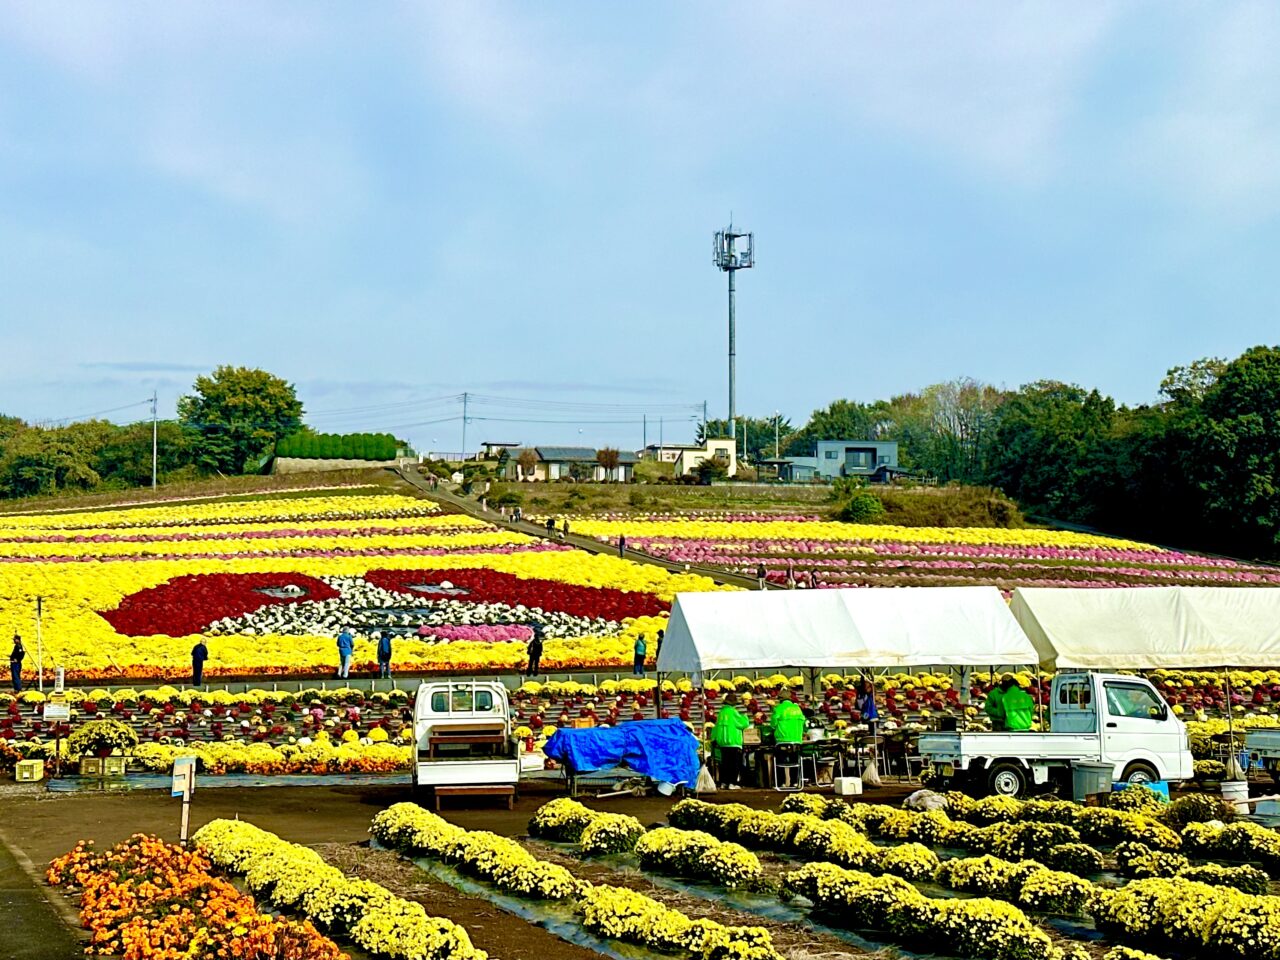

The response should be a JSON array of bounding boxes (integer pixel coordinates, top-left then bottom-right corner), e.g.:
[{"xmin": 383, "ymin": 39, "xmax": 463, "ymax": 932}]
[
  {"xmin": 825, "ymin": 450, "xmax": 839, "ymax": 459},
  {"xmin": 845, "ymin": 449, "xmax": 873, "ymax": 468},
  {"xmin": 878, "ymin": 456, "xmax": 889, "ymax": 465}
]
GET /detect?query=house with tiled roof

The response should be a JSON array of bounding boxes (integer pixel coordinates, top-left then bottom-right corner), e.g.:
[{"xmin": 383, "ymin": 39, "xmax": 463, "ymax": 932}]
[{"xmin": 505, "ymin": 446, "xmax": 639, "ymax": 482}]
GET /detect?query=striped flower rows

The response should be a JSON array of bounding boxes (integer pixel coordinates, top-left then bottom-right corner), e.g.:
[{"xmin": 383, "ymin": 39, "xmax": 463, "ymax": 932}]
[
  {"xmin": 0, "ymin": 492, "xmax": 722, "ymax": 683},
  {"xmin": 570, "ymin": 516, "xmax": 1279, "ymax": 589}
]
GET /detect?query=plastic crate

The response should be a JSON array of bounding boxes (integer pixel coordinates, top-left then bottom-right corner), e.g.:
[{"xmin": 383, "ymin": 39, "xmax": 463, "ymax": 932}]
[
  {"xmin": 102, "ymin": 756, "xmax": 127, "ymax": 777},
  {"xmin": 79, "ymin": 757, "xmax": 103, "ymax": 777},
  {"xmin": 15, "ymin": 759, "xmax": 43, "ymax": 782}
]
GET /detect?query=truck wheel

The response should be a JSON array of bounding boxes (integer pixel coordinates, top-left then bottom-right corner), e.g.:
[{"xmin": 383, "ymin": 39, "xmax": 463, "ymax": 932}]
[
  {"xmin": 987, "ymin": 762, "xmax": 1027, "ymax": 798},
  {"xmin": 1120, "ymin": 761, "xmax": 1158, "ymax": 785}
]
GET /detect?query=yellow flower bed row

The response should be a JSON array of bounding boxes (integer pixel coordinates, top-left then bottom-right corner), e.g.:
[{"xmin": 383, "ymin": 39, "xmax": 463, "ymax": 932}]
[
  {"xmin": 371, "ymin": 802, "xmax": 781, "ymax": 960},
  {"xmin": 0, "ymin": 494, "xmax": 438, "ymax": 530},
  {"xmin": 788, "ymin": 860, "xmax": 1097, "ymax": 960},
  {"xmin": 1, "ymin": 513, "xmax": 486, "ymax": 540},
  {"xmin": 0, "ymin": 528, "xmax": 528, "ymax": 559},
  {"xmin": 635, "ymin": 827, "xmax": 764, "ymax": 888},
  {"xmin": 132, "ymin": 737, "xmax": 412, "ymax": 775},
  {"xmin": 195, "ymin": 818, "xmax": 485, "ymax": 960},
  {"xmin": 567, "ymin": 517, "xmax": 1162, "ymax": 550}
]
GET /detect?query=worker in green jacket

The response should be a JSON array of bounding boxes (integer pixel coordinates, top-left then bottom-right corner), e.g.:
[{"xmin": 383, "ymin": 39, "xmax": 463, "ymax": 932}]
[
  {"xmin": 770, "ymin": 694, "xmax": 806, "ymax": 744},
  {"xmin": 1001, "ymin": 676, "xmax": 1035, "ymax": 731},
  {"xmin": 984, "ymin": 677, "xmax": 1007, "ymax": 731},
  {"xmin": 712, "ymin": 692, "xmax": 752, "ymax": 789}
]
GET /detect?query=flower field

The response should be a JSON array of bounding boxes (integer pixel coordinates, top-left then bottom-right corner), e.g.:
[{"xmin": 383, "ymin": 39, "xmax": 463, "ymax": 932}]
[
  {"xmin": 570, "ymin": 514, "xmax": 1280, "ymax": 589},
  {"xmin": 0, "ymin": 489, "xmax": 720, "ymax": 683}
]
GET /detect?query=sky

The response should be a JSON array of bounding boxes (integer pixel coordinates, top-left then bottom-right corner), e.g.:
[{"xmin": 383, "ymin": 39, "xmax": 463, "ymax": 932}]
[{"xmin": 2, "ymin": 2, "xmax": 1279, "ymax": 453}]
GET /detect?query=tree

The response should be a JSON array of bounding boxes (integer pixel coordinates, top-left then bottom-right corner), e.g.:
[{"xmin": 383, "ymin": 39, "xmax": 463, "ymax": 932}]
[
  {"xmin": 1188, "ymin": 345, "xmax": 1280, "ymax": 555},
  {"xmin": 0, "ymin": 427, "xmax": 100, "ymax": 497},
  {"xmin": 596, "ymin": 447, "xmax": 621, "ymax": 480},
  {"xmin": 783, "ymin": 399, "xmax": 893, "ymax": 457},
  {"xmin": 178, "ymin": 367, "xmax": 303, "ymax": 474},
  {"xmin": 95, "ymin": 421, "xmax": 190, "ymax": 486},
  {"xmin": 516, "ymin": 448, "xmax": 539, "ymax": 480}
]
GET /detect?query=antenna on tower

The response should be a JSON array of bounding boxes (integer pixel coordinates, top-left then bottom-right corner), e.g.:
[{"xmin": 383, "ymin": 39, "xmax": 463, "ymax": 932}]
[{"xmin": 712, "ymin": 222, "xmax": 754, "ymax": 441}]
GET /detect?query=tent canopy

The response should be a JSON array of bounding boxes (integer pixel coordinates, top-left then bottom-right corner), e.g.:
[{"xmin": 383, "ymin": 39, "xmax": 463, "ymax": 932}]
[
  {"xmin": 657, "ymin": 586, "xmax": 1038, "ymax": 674},
  {"xmin": 1010, "ymin": 586, "xmax": 1280, "ymax": 670}
]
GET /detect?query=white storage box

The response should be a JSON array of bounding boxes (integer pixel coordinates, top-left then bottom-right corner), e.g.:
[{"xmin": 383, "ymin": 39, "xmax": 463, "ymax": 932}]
[{"xmin": 833, "ymin": 776, "xmax": 863, "ymax": 796}]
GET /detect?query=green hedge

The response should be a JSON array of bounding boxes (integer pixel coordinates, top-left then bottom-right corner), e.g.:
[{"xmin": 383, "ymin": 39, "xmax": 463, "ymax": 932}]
[{"xmin": 276, "ymin": 432, "xmax": 399, "ymax": 460}]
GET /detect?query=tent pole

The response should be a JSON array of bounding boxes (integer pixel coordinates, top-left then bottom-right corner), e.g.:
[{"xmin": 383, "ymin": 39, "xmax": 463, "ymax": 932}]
[{"xmin": 1224, "ymin": 668, "xmax": 1238, "ymax": 778}]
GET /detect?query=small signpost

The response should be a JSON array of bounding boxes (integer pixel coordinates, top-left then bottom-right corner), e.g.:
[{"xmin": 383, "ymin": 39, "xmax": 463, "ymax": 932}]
[
  {"xmin": 45, "ymin": 677, "xmax": 69, "ymax": 778},
  {"xmin": 172, "ymin": 756, "xmax": 197, "ymax": 846}
]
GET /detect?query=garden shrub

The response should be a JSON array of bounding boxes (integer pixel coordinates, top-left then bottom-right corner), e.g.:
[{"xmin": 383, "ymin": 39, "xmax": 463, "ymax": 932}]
[{"xmin": 1043, "ymin": 842, "xmax": 1104, "ymax": 875}]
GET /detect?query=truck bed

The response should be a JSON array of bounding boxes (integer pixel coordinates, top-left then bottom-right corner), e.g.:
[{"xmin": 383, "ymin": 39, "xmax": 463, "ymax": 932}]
[
  {"xmin": 919, "ymin": 731, "xmax": 1103, "ymax": 763},
  {"xmin": 1247, "ymin": 728, "xmax": 1280, "ymax": 755}
]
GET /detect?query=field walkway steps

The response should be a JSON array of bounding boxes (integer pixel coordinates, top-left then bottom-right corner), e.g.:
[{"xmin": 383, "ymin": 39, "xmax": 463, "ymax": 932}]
[{"xmin": 395, "ymin": 465, "xmax": 764, "ymax": 590}]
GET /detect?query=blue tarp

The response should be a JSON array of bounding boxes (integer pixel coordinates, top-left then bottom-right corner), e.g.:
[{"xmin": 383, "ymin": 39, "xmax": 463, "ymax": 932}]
[{"xmin": 542, "ymin": 719, "xmax": 700, "ymax": 786}]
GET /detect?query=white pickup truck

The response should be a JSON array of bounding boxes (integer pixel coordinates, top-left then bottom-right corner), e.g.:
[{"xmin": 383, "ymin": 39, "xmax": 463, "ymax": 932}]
[
  {"xmin": 411, "ymin": 680, "xmax": 520, "ymax": 802},
  {"xmin": 1246, "ymin": 728, "xmax": 1280, "ymax": 783},
  {"xmin": 919, "ymin": 672, "xmax": 1193, "ymax": 798}
]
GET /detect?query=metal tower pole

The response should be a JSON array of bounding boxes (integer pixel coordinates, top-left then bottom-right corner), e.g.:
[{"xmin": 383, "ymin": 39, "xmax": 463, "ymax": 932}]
[
  {"xmin": 151, "ymin": 391, "xmax": 158, "ymax": 490},
  {"xmin": 727, "ymin": 233, "xmax": 736, "ymax": 441},
  {"xmin": 461, "ymin": 392, "xmax": 469, "ymax": 460}
]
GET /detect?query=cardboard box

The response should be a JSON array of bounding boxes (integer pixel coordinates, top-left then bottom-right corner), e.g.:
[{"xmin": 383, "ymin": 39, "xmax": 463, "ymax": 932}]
[
  {"xmin": 570, "ymin": 717, "xmax": 595, "ymax": 729},
  {"xmin": 742, "ymin": 727, "xmax": 761, "ymax": 746},
  {"xmin": 15, "ymin": 759, "xmax": 43, "ymax": 782}
]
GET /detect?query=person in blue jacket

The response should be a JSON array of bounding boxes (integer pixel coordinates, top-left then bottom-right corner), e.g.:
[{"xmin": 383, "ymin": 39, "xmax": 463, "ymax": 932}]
[{"xmin": 337, "ymin": 627, "xmax": 354, "ymax": 679}]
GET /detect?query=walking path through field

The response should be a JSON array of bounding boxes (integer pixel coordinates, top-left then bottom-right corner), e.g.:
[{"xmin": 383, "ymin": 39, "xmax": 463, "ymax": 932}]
[
  {"xmin": 0, "ymin": 814, "xmax": 85, "ymax": 960},
  {"xmin": 396, "ymin": 465, "xmax": 765, "ymax": 590}
]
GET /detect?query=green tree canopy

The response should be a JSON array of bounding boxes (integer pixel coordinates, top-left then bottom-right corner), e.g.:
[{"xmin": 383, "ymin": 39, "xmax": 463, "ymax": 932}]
[{"xmin": 178, "ymin": 366, "xmax": 303, "ymax": 474}]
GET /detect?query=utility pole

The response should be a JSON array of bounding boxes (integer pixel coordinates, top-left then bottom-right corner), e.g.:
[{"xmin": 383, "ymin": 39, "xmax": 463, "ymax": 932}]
[
  {"xmin": 643, "ymin": 414, "xmax": 647, "ymax": 454},
  {"xmin": 460, "ymin": 392, "xmax": 469, "ymax": 461},
  {"xmin": 151, "ymin": 391, "xmax": 158, "ymax": 490},
  {"xmin": 774, "ymin": 410, "xmax": 780, "ymax": 459},
  {"xmin": 659, "ymin": 417, "xmax": 664, "ymax": 461},
  {"xmin": 702, "ymin": 400, "xmax": 707, "ymax": 441},
  {"xmin": 713, "ymin": 224, "xmax": 754, "ymax": 442},
  {"xmin": 35, "ymin": 596, "xmax": 43, "ymax": 692}
]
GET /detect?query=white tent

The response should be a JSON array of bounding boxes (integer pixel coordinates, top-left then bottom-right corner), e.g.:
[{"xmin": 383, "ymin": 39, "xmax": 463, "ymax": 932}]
[
  {"xmin": 1010, "ymin": 586, "xmax": 1280, "ymax": 670},
  {"xmin": 657, "ymin": 586, "xmax": 1039, "ymax": 674}
]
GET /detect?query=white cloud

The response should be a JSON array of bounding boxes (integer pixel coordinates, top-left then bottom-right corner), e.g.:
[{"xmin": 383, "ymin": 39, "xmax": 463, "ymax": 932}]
[{"xmin": 1131, "ymin": 3, "xmax": 1280, "ymax": 218}]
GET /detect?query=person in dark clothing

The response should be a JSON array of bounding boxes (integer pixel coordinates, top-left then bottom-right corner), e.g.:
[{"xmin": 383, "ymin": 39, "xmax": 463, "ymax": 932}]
[
  {"xmin": 545, "ymin": 517, "xmax": 556, "ymax": 536},
  {"xmin": 655, "ymin": 629, "xmax": 664, "ymax": 663},
  {"xmin": 191, "ymin": 640, "xmax": 208, "ymax": 688},
  {"xmin": 618, "ymin": 534, "xmax": 627, "ymax": 558},
  {"xmin": 562, "ymin": 518, "xmax": 570, "ymax": 539},
  {"xmin": 9, "ymin": 634, "xmax": 24, "ymax": 693},
  {"xmin": 756, "ymin": 562, "xmax": 767, "ymax": 589},
  {"xmin": 377, "ymin": 631, "xmax": 394, "ymax": 679},
  {"xmin": 526, "ymin": 628, "xmax": 544, "ymax": 676}
]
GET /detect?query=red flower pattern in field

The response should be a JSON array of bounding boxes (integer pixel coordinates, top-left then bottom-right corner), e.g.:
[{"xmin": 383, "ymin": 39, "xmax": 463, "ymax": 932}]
[
  {"xmin": 100, "ymin": 572, "xmax": 339, "ymax": 637},
  {"xmin": 364, "ymin": 567, "xmax": 669, "ymax": 620}
]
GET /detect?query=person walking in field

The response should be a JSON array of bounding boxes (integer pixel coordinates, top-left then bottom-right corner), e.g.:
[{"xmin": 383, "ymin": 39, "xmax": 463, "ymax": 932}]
[
  {"xmin": 336, "ymin": 627, "xmax": 354, "ymax": 680},
  {"xmin": 9, "ymin": 634, "xmax": 24, "ymax": 693},
  {"xmin": 376, "ymin": 631, "xmax": 394, "ymax": 679},
  {"xmin": 618, "ymin": 534, "xmax": 626, "ymax": 558},
  {"xmin": 191, "ymin": 639, "xmax": 208, "ymax": 688},
  {"xmin": 757, "ymin": 562, "xmax": 767, "ymax": 589},
  {"xmin": 712, "ymin": 692, "xmax": 751, "ymax": 789},
  {"xmin": 633, "ymin": 633, "xmax": 647, "ymax": 676}
]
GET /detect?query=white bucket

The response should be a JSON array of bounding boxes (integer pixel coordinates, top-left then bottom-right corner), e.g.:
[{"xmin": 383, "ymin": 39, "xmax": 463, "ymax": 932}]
[
  {"xmin": 834, "ymin": 776, "xmax": 863, "ymax": 796},
  {"xmin": 1221, "ymin": 779, "xmax": 1250, "ymax": 813}
]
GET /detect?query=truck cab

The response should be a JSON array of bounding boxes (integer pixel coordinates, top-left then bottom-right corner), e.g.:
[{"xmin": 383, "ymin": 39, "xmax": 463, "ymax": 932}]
[
  {"xmin": 919, "ymin": 672, "xmax": 1193, "ymax": 798},
  {"xmin": 411, "ymin": 680, "xmax": 520, "ymax": 796}
]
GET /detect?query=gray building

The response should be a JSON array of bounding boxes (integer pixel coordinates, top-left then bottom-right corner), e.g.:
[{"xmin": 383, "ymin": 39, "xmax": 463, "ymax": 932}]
[{"xmin": 774, "ymin": 440, "xmax": 900, "ymax": 483}]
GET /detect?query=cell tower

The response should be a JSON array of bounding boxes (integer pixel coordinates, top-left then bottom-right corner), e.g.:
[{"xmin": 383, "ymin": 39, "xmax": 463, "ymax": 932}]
[{"xmin": 713, "ymin": 223, "xmax": 753, "ymax": 440}]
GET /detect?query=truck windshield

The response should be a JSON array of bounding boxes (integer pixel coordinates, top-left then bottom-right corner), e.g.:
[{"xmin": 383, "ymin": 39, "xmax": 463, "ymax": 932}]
[
  {"xmin": 429, "ymin": 688, "xmax": 496, "ymax": 712},
  {"xmin": 1104, "ymin": 682, "xmax": 1163, "ymax": 720}
]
